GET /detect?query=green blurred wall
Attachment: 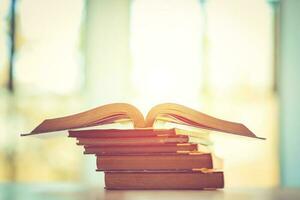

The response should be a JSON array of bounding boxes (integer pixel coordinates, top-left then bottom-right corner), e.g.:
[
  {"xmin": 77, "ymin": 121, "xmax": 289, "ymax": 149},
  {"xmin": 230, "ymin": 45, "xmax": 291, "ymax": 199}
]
[{"xmin": 279, "ymin": 0, "xmax": 300, "ymax": 187}]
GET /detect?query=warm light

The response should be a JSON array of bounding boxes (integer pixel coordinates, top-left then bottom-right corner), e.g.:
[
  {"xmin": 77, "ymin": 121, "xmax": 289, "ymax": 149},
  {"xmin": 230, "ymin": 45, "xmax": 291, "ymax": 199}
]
[
  {"xmin": 15, "ymin": 0, "xmax": 84, "ymax": 94},
  {"xmin": 130, "ymin": 0, "xmax": 203, "ymax": 112}
]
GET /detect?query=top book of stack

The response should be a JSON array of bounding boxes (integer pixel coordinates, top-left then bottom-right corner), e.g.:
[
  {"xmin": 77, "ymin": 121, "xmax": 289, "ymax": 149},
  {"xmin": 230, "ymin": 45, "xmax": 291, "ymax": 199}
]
[{"xmin": 22, "ymin": 103, "xmax": 263, "ymax": 139}]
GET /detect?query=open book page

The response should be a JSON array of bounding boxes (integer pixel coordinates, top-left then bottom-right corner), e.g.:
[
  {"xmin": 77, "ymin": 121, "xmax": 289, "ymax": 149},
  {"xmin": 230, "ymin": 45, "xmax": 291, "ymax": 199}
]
[
  {"xmin": 146, "ymin": 103, "xmax": 264, "ymax": 139},
  {"xmin": 22, "ymin": 103, "xmax": 145, "ymax": 135}
]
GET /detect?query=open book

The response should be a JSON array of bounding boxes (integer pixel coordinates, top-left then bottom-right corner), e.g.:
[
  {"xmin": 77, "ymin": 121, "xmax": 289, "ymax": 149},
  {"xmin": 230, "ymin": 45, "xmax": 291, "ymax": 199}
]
[{"xmin": 22, "ymin": 103, "xmax": 263, "ymax": 139}]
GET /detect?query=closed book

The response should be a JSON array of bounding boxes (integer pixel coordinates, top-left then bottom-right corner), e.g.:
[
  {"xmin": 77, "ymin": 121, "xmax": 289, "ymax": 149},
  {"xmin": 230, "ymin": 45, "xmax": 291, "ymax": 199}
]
[
  {"xmin": 76, "ymin": 135, "xmax": 188, "ymax": 146},
  {"xmin": 96, "ymin": 153, "xmax": 213, "ymax": 171},
  {"xmin": 69, "ymin": 129, "xmax": 178, "ymax": 138},
  {"xmin": 104, "ymin": 171, "xmax": 224, "ymax": 190},
  {"xmin": 84, "ymin": 143, "xmax": 198, "ymax": 155}
]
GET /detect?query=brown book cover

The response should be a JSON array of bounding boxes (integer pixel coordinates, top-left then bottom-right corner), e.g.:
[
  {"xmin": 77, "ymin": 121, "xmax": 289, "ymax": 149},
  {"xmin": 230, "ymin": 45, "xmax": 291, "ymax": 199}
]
[
  {"xmin": 84, "ymin": 143, "xmax": 198, "ymax": 155},
  {"xmin": 76, "ymin": 135, "xmax": 189, "ymax": 146},
  {"xmin": 104, "ymin": 171, "xmax": 224, "ymax": 189},
  {"xmin": 96, "ymin": 153, "xmax": 213, "ymax": 171},
  {"xmin": 69, "ymin": 128, "xmax": 178, "ymax": 138}
]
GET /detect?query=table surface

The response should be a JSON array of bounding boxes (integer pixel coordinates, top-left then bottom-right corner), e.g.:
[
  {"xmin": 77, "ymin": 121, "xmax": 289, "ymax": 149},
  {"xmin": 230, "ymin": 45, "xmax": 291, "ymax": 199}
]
[{"xmin": 0, "ymin": 183, "xmax": 299, "ymax": 200}]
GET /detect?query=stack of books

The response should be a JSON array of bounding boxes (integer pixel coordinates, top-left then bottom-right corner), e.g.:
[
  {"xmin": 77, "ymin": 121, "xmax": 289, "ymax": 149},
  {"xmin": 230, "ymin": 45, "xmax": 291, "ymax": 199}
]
[
  {"xmin": 68, "ymin": 128, "xmax": 223, "ymax": 189},
  {"xmin": 22, "ymin": 103, "xmax": 263, "ymax": 190}
]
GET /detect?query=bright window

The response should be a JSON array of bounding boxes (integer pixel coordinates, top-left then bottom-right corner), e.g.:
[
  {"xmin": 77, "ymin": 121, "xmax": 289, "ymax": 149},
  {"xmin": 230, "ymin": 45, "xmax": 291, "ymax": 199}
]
[
  {"xmin": 15, "ymin": 0, "xmax": 85, "ymax": 94},
  {"xmin": 131, "ymin": 0, "xmax": 204, "ymax": 111}
]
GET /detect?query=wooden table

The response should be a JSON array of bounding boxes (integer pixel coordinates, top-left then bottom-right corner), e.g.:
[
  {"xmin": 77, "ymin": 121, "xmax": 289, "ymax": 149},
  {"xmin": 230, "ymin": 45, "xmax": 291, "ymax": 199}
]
[{"xmin": 0, "ymin": 183, "xmax": 299, "ymax": 200}]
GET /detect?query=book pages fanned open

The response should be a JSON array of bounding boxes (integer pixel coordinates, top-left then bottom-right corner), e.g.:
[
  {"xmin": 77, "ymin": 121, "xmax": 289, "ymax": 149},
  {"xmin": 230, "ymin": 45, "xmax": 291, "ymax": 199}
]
[{"xmin": 21, "ymin": 103, "xmax": 264, "ymax": 139}]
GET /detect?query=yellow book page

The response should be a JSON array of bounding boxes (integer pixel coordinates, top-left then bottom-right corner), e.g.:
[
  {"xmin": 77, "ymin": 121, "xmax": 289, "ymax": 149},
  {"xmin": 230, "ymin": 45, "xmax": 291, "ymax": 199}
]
[
  {"xmin": 146, "ymin": 103, "xmax": 263, "ymax": 139},
  {"xmin": 22, "ymin": 103, "xmax": 145, "ymax": 135},
  {"xmin": 22, "ymin": 102, "xmax": 263, "ymax": 140}
]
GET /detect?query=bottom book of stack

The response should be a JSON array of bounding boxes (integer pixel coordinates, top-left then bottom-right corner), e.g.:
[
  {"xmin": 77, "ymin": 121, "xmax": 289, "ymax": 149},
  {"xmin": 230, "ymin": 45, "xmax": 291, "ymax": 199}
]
[{"xmin": 105, "ymin": 171, "xmax": 224, "ymax": 190}]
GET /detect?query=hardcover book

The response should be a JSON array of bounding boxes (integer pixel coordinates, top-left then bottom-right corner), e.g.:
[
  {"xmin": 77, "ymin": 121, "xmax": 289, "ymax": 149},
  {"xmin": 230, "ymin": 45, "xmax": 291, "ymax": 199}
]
[
  {"xmin": 83, "ymin": 143, "xmax": 198, "ymax": 155},
  {"xmin": 104, "ymin": 171, "xmax": 224, "ymax": 190},
  {"xmin": 96, "ymin": 152, "xmax": 218, "ymax": 171}
]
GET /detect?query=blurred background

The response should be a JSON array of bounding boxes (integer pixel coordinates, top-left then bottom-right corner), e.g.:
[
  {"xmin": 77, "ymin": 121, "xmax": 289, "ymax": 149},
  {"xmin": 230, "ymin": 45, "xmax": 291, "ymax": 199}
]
[{"xmin": 0, "ymin": 0, "xmax": 299, "ymax": 188}]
